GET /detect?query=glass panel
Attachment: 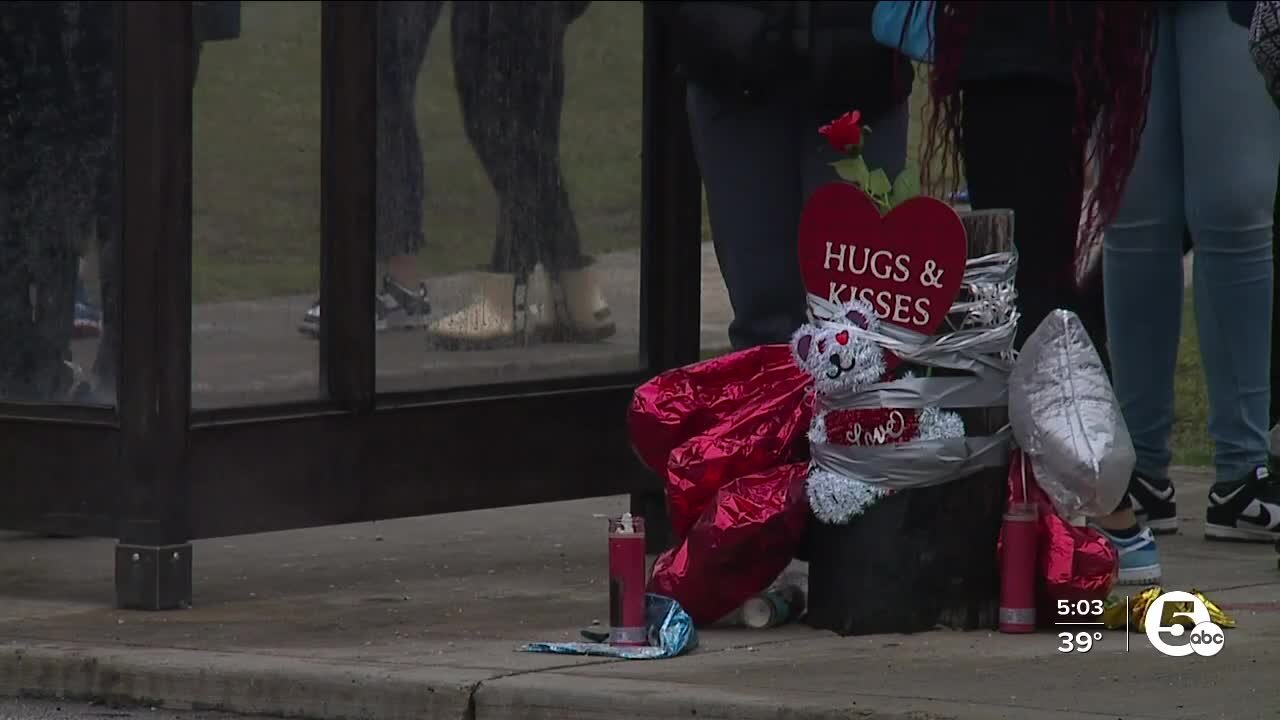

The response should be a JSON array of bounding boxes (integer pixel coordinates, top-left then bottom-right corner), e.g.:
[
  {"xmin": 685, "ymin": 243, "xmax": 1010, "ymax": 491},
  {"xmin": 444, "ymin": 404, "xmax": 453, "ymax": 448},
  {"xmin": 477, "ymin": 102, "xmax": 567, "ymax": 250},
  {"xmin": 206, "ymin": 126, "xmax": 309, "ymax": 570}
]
[
  {"xmin": 191, "ymin": 0, "xmax": 321, "ymax": 409},
  {"xmin": 0, "ymin": 3, "xmax": 119, "ymax": 405},
  {"xmin": 372, "ymin": 0, "xmax": 643, "ymax": 393}
]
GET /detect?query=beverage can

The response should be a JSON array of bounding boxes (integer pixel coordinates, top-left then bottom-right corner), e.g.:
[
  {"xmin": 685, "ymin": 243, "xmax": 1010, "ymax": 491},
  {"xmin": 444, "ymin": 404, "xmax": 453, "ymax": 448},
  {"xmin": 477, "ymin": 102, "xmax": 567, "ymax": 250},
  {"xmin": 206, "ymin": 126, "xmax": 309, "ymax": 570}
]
[{"xmin": 742, "ymin": 586, "xmax": 802, "ymax": 629}]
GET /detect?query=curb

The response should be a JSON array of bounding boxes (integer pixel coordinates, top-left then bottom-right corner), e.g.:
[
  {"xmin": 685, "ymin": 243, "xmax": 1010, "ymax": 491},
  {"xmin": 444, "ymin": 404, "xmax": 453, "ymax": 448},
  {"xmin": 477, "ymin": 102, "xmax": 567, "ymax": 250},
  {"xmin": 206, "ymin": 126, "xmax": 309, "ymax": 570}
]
[
  {"xmin": 0, "ymin": 642, "xmax": 482, "ymax": 720},
  {"xmin": 473, "ymin": 672, "xmax": 1139, "ymax": 720},
  {"xmin": 0, "ymin": 641, "xmax": 960, "ymax": 720},
  {"xmin": 0, "ymin": 641, "xmax": 1124, "ymax": 720}
]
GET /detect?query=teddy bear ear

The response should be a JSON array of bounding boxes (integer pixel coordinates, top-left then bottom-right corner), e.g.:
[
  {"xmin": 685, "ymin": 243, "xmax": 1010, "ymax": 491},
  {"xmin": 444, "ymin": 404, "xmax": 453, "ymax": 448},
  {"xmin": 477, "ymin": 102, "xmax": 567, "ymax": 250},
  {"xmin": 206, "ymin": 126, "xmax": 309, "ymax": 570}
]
[
  {"xmin": 793, "ymin": 332, "xmax": 814, "ymax": 362},
  {"xmin": 841, "ymin": 298, "xmax": 879, "ymax": 332},
  {"xmin": 844, "ymin": 307, "xmax": 871, "ymax": 329}
]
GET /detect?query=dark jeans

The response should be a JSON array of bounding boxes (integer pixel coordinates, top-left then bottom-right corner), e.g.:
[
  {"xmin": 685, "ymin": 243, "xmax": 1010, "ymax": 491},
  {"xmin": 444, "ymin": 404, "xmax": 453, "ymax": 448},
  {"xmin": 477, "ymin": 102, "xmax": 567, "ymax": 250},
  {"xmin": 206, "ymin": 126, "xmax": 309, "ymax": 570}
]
[
  {"xmin": 686, "ymin": 82, "xmax": 911, "ymax": 350},
  {"xmin": 960, "ymin": 77, "xmax": 1109, "ymax": 366},
  {"xmin": 0, "ymin": 2, "xmax": 114, "ymax": 400},
  {"xmin": 378, "ymin": 0, "xmax": 587, "ymax": 277}
]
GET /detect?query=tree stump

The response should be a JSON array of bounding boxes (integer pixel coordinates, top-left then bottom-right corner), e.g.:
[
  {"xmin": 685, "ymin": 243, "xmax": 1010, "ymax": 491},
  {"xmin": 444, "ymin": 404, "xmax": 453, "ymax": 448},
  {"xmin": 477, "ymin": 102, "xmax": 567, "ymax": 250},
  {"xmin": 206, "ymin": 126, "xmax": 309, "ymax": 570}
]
[{"xmin": 805, "ymin": 209, "xmax": 1015, "ymax": 636}]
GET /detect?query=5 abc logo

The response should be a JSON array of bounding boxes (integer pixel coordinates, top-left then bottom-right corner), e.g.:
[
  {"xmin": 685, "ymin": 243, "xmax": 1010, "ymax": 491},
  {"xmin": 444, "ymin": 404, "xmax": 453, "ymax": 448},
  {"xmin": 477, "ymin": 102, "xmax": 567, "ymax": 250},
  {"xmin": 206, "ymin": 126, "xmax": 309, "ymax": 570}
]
[{"xmin": 1144, "ymin": 590, "xmax": 1226, "ymax": 657}]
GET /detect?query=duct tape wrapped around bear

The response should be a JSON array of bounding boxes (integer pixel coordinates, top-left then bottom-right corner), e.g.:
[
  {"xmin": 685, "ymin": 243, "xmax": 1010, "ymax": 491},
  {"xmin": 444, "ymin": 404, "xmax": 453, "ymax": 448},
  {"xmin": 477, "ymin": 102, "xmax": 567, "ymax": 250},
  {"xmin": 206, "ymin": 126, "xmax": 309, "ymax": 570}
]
[
  {"xmin": 791, "ymin": 256, "xmax": 1019, "ymax": 523},
  {"xmin": 790, "ymin": 184, "xmax": 1019, "ymax": 524}
]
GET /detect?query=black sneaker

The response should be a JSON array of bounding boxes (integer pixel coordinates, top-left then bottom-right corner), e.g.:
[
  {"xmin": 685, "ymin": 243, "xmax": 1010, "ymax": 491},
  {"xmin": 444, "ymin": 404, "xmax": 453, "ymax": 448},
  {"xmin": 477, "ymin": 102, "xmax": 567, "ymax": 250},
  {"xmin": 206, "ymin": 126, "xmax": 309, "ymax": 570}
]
[
  {"xmin": 1126, "ymin": 471, "xmax": 1179, "ymax": 535},
  {"xmin": 298, "ymin": 276, "xmax": 431, "ymax": 339},
  {"xmin": 1205, "ymin": 466, "xmax": 1280, "ymax": 543}
]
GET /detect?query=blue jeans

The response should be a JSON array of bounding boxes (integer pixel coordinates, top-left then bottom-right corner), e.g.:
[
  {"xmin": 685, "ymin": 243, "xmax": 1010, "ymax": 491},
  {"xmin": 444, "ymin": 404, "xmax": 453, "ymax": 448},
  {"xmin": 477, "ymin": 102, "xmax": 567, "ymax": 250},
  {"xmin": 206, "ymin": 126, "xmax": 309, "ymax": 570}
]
[{"xmin": 1104, "ymin": 2, "xmax": 1280, "ymax": 484}]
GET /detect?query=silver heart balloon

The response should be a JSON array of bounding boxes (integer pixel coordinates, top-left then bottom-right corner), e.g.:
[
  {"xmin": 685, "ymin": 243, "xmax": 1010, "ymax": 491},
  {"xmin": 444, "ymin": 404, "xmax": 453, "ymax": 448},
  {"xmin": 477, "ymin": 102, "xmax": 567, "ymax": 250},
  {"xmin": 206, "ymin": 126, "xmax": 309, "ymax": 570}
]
[{"xmin": 1008, "ymin": 309, "xmax": 1136, "ymax": 519}]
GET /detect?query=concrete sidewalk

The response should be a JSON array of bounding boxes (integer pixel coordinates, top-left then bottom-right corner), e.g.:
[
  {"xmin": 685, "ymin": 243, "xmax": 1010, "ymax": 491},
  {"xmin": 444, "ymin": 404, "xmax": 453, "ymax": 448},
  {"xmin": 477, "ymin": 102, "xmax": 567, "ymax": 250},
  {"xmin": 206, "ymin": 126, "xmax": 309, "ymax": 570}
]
[
  {"xmin": 2, "ymin": 468, "xmax": 1278, "ymax": 720},
  {"xmin": 72, "ymin": 242, "xmax": 736, "ymax": 410}
]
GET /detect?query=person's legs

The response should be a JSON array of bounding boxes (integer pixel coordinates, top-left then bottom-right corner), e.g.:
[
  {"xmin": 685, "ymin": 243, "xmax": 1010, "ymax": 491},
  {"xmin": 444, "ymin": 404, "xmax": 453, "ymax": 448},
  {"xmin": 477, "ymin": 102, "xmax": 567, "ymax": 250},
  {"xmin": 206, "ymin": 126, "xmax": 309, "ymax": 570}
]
[
  {"xmin": 468, "ymin": 4, "xmax": 585, "ymax": 277},
  {"xmin": 430, "ymin": 1, "xmax": 609, "ymax": 347},
  {"xmin": 374, "ymin": 0, "xmax": 436, "ymax": 324},
  {"xmin": 689, "ymin": 83, "xmax": 807, "ymax": 350},
  {"xmin": 687, "ymin": 78, "xmax": 909, "ymax": 352},
  {"xmin": 376, "ymin": 0, "xmax": 436, "ymax": 277},
  {"xmin": 959, "ymin": 77, "xmax": 1093, "ymax": 353},
  {"xmin": 1103, "ymin": 9, "xmax": 1185, "ymax": 498},
  {"xmin": 1174, "ymin": 2, "xmax": 1280, "ymax": 540},
  {"xmin": 299, "ymin": 1, "xmax": 438, "ymax": 337},
  {"xmin": 1272, "ymin": 156, "xmax": 1280, "ymax": 438},
  {"xmin": 1095, "ymin": 10, "xmax": 1182, "ymax": 580},
  {"xmin": 1272, "ymin": 93, "xmax": 1280, "ymax": 442}
]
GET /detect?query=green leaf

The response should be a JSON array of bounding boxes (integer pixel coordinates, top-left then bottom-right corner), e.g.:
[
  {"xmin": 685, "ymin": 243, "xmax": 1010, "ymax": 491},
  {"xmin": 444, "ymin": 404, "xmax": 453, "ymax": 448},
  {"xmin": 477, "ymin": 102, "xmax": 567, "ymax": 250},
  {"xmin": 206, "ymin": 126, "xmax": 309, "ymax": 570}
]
[
  {"xmin": 866, "ymin": 168, "xmax": 892, "ymax": 198},
  {"xmin": 889, "ymin": 163, "xmax": 922, "ymax": 209},
  {"xmin": 832, "ymin": 157, "xmax": 869, "ymax": 187}
]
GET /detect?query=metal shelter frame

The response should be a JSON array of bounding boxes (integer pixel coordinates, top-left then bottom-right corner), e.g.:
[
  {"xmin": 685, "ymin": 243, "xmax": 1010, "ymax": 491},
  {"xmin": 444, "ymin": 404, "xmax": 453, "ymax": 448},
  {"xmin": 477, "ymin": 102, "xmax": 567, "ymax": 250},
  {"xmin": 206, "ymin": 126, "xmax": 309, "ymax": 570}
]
[{"xmin": 0, "ymin": 1, "xmax": 703, "ymax": 610}]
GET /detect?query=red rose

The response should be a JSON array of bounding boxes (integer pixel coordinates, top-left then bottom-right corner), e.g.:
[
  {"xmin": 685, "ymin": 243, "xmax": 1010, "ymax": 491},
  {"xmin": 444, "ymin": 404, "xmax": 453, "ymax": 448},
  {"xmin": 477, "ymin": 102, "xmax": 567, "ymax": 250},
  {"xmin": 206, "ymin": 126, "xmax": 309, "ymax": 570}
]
[{"xmin": 819, "ymin": 110, "xmax": 863, "ymax": 153}]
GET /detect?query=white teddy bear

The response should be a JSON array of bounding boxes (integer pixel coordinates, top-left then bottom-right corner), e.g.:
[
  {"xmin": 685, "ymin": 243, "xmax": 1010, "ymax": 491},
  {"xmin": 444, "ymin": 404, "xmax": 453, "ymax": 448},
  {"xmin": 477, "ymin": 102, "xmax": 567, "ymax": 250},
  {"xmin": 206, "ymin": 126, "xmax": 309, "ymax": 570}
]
[{"xmin": 790, "ymin": 298, "xmax": 966, "ymax": 524}]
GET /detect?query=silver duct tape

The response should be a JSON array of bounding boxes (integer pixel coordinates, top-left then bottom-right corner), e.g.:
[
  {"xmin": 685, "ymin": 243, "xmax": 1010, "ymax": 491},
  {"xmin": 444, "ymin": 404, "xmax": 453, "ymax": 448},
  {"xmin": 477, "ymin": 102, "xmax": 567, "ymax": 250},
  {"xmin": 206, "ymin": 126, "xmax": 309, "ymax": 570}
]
[
  {"xmin": 807, "ymin": 253, "xmax": 1020, "ymax": 374},
  {"xmin": 1008, "ymin": 309, "xmax": 1135, "ymax": 519},
  {"xmin": 821, "ymin": 370, "xmax": 1008, "ymax": 411},
  {"xmin": 805, "ymin": 251, "xmax": 1020, "ymax": 491},
  {"xmin": 811, "ymin": 428, "xmax": 1013, "ymax": 490},
  {"xmin": 850, "ymin": 319, "xmax": 1018, "ymax": 372}
]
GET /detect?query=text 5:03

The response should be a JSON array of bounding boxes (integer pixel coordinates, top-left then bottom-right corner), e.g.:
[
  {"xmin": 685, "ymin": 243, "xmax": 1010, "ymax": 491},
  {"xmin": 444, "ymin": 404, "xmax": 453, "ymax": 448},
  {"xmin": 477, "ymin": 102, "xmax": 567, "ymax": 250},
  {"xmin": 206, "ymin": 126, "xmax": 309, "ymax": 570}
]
[{"xmin": 1058, "ymin": 599, "xmax": 1105, "ymax": 617}]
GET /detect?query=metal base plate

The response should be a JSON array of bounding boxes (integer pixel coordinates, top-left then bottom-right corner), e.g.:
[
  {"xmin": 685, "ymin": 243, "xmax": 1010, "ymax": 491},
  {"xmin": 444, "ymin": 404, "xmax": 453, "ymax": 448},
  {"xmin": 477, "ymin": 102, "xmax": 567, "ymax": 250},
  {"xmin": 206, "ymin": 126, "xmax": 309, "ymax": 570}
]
[{"xmin": 115, "ymin": 543, "xmax": 193, "ymax": 611}]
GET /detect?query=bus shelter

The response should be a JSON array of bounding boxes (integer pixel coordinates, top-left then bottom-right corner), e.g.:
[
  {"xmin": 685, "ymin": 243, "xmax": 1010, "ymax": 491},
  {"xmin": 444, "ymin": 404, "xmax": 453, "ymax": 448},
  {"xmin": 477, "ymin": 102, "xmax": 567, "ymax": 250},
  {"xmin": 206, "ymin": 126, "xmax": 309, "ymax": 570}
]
[{"xmin": 0, "ymin": 1, "xmax": 703, "ymax": 610}]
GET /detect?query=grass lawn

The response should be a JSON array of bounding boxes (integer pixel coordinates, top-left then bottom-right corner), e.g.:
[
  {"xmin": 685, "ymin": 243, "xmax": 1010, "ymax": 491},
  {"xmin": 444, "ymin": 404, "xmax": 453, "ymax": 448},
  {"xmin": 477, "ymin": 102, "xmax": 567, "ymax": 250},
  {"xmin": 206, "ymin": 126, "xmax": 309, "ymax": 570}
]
[
  {"xmin": 188, "ymin": 1, "xmax": 1213, "ymax": 466},
  {"xmin": 191, "ymin": 0, "xmax": 642, "ymax": 303},
  {"xmin": 1174, "ymin": 296, "xmax": 1212, "ymax": 467}
]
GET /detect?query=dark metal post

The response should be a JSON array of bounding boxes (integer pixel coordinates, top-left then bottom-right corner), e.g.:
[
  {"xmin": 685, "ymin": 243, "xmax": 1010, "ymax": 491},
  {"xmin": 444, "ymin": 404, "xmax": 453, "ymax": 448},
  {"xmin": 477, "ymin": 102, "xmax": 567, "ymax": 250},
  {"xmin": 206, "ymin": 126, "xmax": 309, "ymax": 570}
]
[
  {"xmin": 115, "ymin": 0, "xmax": 195, "ymax": 611},
  {"xmin": 319, "ymin": 1, "xmax": 377, "ymax": 413},
  {"xmin": 634, "ymin": 5, "xmax": 704, "ymax": 553}
]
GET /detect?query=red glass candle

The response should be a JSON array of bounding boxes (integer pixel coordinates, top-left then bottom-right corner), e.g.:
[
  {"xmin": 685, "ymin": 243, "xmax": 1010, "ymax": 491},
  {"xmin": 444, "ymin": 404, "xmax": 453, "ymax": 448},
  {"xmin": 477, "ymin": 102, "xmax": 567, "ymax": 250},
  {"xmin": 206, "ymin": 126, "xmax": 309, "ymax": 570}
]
[
  {"xmin": 608, "ymin": 513, "xmax": 648, "ymax": 646},
  {"xmin": 999, "ymin": 501, "xmax": 1039, "ymax": 633}
]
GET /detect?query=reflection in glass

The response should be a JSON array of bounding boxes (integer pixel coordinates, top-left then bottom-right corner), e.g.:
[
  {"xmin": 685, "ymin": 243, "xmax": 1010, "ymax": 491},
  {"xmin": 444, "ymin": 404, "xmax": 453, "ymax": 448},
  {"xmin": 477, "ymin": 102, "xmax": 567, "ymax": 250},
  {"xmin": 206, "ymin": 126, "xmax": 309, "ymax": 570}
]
[
  {"xmin": 0, "ymin": 3, "xmax": 118, "ymax": 405},
  {"xmin": 365, "ymin": 1, "xmax": 643, "ymax": 392},
  {"xmin": 191, "ymin": 1, "xmax": 321, "ymax": 408}
]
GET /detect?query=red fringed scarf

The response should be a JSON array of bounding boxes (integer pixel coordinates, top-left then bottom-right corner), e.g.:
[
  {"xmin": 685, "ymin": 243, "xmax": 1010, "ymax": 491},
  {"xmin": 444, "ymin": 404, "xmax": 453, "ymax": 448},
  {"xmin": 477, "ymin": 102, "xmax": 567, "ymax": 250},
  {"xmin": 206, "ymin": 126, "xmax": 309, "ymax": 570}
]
[{"xmin": 921, "ymin": 1, "xmax": 1158, "ymax": 245}]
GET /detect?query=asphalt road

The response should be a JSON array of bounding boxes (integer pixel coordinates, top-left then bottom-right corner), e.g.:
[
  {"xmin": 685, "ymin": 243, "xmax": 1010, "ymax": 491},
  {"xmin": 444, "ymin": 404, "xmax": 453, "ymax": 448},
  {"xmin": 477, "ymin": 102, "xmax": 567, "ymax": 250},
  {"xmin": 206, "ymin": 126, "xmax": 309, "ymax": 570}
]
[{"xmin": 0, "ymin": 699, "xmax": 274, "ymax": 720}]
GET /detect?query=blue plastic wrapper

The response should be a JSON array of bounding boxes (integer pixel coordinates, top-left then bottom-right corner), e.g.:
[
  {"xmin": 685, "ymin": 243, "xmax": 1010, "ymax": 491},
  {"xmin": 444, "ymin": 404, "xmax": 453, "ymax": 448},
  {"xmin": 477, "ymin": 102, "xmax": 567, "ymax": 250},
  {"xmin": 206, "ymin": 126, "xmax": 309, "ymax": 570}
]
[{"xmin": 519, "ymin": 593, "xmax": 698, "ymax": 660}]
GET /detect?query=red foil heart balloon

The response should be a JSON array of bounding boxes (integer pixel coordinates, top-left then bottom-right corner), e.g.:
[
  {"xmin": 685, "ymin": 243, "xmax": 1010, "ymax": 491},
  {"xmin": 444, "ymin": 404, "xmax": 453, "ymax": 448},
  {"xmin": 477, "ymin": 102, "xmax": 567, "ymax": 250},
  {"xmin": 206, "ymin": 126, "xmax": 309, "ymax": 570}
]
[{"xmin": 797, "ymin": 183, "xmax": 968, "ymax": 368}]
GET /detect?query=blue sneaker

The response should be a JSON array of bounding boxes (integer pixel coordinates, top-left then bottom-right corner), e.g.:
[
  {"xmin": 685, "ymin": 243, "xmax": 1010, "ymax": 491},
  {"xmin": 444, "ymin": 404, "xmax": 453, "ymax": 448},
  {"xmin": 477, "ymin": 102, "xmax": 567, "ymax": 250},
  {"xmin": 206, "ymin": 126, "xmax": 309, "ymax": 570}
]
[{"xmin": 1092, "ymin": 524, "xmax": 1162, "ymax": 586}]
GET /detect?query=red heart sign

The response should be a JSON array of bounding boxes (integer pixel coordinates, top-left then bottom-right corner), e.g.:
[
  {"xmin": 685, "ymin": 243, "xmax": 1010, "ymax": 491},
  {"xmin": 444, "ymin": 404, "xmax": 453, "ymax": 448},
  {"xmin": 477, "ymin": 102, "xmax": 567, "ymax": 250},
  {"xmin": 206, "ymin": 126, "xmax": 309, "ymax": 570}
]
[{"xmin": 797, "ymin": 183, "xmax": 967, "ymax": 350}]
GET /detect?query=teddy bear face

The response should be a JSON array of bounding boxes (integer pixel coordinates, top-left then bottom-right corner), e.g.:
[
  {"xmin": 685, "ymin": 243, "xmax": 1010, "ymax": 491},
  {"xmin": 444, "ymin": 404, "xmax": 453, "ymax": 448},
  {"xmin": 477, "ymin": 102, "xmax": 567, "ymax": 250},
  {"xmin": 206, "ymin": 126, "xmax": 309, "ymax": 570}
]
[{"xmin": 790, "ymin": 299, "xmax": 887, "ymax": 396}]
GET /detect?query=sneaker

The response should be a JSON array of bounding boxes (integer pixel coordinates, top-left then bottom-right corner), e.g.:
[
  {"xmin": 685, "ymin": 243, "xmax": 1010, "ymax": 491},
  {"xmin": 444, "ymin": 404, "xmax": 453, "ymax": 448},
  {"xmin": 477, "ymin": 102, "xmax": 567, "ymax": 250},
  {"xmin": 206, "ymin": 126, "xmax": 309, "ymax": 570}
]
[
  {"xmin": 1126, "ymin": 471, "xmax": 1178, "ymax": 535},
  {"xmin": 72, "ymin": 281, "xmax": 102, "ymax": 339},
  {"xmin": 1205, "ymin": 466, "xmax": 1280, "ymax": 543},
  {"xmin": 1091, "ymin": 524, "xmax": 1162, "ymax": 586},
  {"xmin": 298, "ymin": 276, "xmax": 431, "ymax": 339}
]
